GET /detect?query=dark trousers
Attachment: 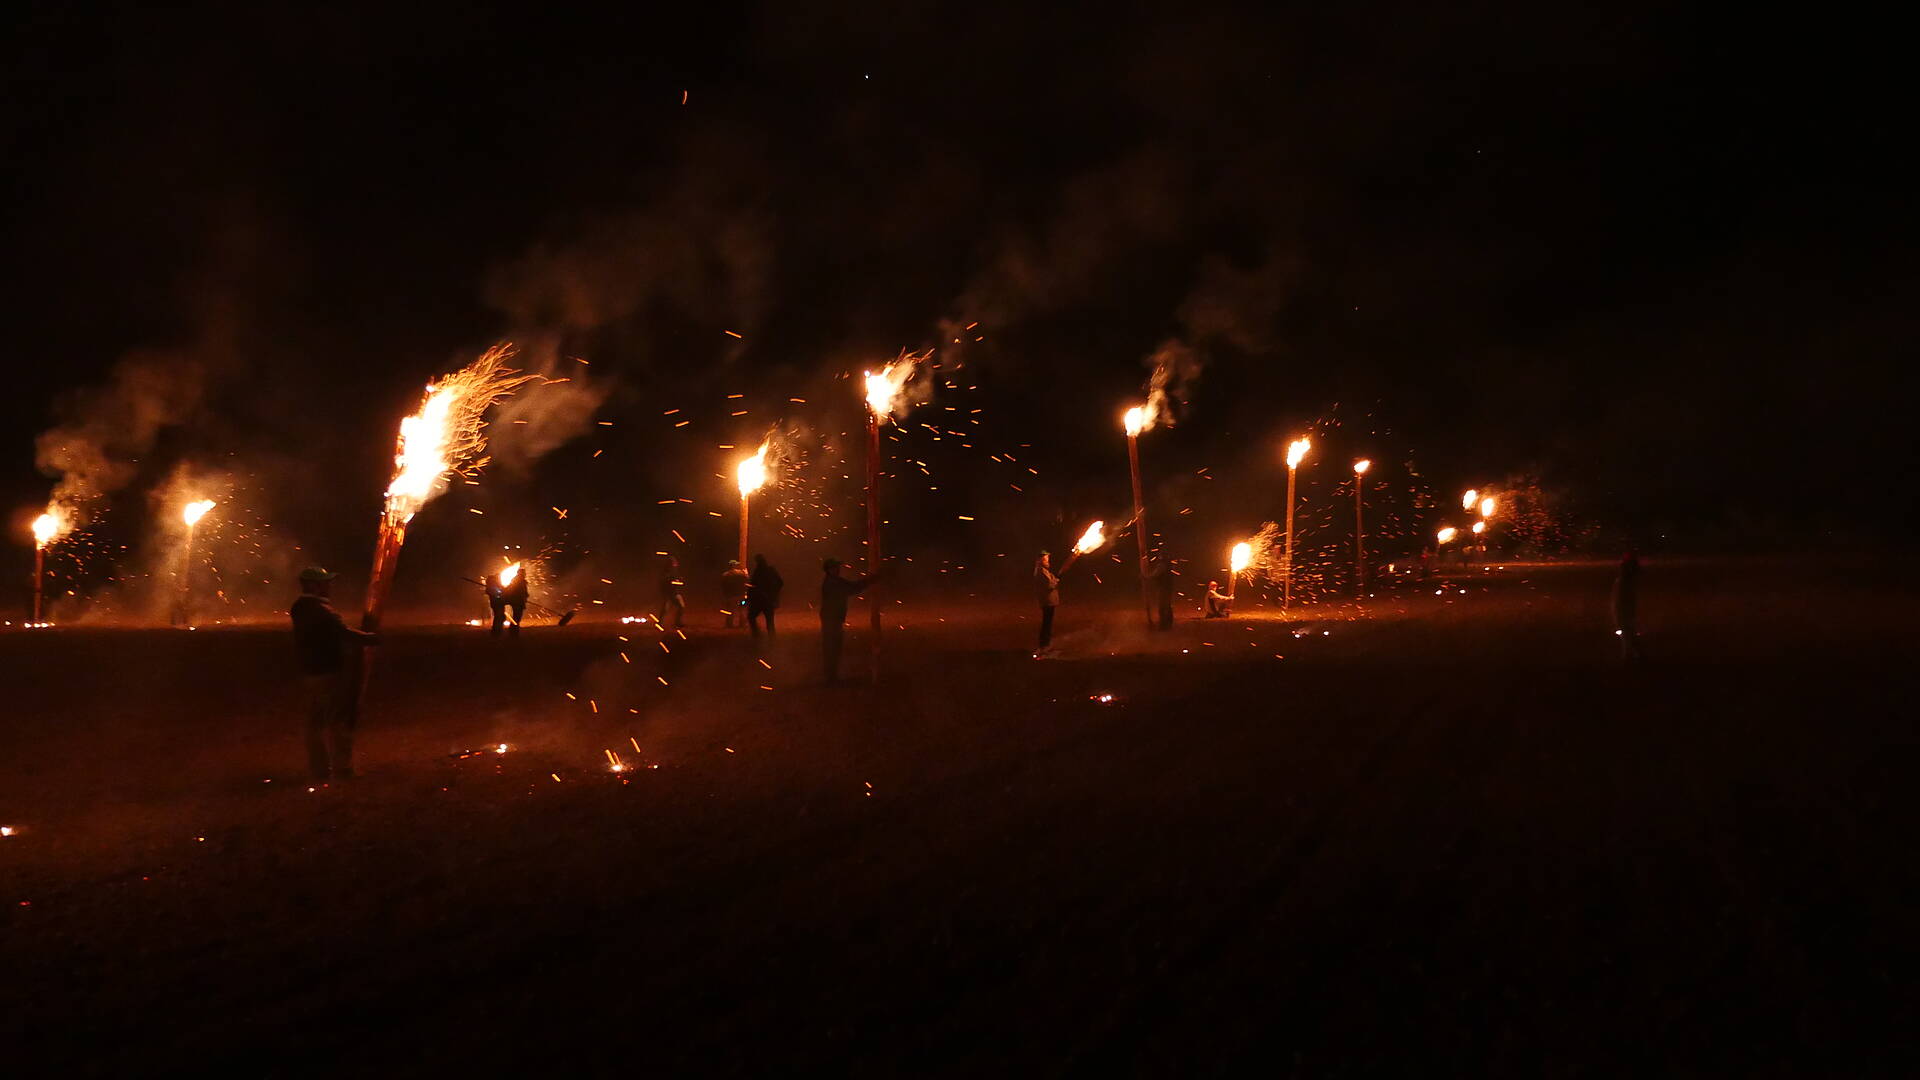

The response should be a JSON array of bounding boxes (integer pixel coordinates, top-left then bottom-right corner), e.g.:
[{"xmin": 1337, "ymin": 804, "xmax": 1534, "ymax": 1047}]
[
  {"xmin": 1038, "ymin": 604, "xmax": 1055, "ymax": 647},
  {"xmin": 658, "ymin": 593, "xmax": 685, "ymax": 628},
  {"xmin": 821, "ymin": 621, "xmax": 844, "ymax": 682},
  {"xmin": 490, "ymin": 599, "xmax": 525, "ymax": 636},
  {"xmin": 1156, "ymin": 600, "xmax": 1174, "ymax": 630},
  {"xmin": 749, "ymin": 600, "xmax": 776, "ymax": 638},
  {"xmin": 304, "ymin": 671, "xmax": 357, "ymax": 780}
]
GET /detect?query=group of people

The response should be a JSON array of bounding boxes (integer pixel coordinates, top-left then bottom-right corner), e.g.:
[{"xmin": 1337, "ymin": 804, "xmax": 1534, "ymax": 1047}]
[{"xmin": 658, "ymin": 554, "xmax": 786, "ymax": 637}]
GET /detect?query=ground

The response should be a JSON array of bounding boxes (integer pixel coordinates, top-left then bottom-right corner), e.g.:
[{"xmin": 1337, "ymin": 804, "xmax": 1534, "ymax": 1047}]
[{"xmin": 1, "ymin": 558, "xmax": 1912, "ymax": 1075}]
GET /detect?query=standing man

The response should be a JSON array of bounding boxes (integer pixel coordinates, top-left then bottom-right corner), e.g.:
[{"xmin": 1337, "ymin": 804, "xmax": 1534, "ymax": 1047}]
[
  {"xmin": 720, "ymin": 560, "xmax": 750, "ymax": 628},
  {"xmin": 1148, "ymin": 555, "xmax": 1177, "ymax": 630},
  {"xmin": 747, "ymin": 553, "xmax": 783, "ymax": 639},
  {"xmin": 485, "ymin": 569, "xmax": 529, "ymax": 637},
  {"xmin": 656, "ymin": 555, "xmax": 686, "ymax": 629},
  {"xmin": 1034, "ymin": 550, "xmax": 1060, "ymax": 652},
  {"xmin": 290, "ymin": 567, "xmax": 378, "ymax": 781},
  {"xmin": 818, "ymin": 557, "xmax": 875, "ymax": 683}
]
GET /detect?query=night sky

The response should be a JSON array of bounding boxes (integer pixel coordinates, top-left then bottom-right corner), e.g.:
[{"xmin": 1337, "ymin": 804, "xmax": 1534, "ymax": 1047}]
[{"xmin": 2, "ymin": 3, "xmax": 1908, "ymax": 612}]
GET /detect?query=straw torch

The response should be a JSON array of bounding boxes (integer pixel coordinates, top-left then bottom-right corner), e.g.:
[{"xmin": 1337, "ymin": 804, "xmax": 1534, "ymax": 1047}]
[
  {"xmin": 1124, "ymin": 406, "xmax": 1152, "ymax": 626},
  {"xmin": 357, "ymin": 345, "xmax": 535, "ymax": 692},
  {"xmin": 862, "ymin": 349, "xmax": 926, "ymax": 682},
  {"xmin": 1228, "ymin": 540, "xmax": 1252, "ymax": 600},
  {"xmin": 1282, "ymin": 436, "xmax": 1311, "ymax": 608},
  {"xmin": 175, "ymin": 499, "xmax": 215, "ymax": 625},
  {"xmin": 1058, "ymin": 520, "xmax": 1107, "ymax": 576},
  {"xmin": 1352, "ymin": 459, "xmax": 1370, "ymax": 596},
  {"xmin": 736, "ymin": 440, "xmax": 770, "ymax": 567},
  {"xmin": 30, "ymin": 507, "xmax": 65, "ymax": 624}
]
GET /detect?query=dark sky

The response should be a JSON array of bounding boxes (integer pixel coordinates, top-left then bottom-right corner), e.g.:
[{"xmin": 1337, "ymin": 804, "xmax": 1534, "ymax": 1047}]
[{"xmin": 1, "ymin": 2, "xmax": 1911, "ymax": 612}]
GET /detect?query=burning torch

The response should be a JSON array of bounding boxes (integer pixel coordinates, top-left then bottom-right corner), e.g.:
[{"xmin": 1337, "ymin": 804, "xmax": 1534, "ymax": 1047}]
[
  {"xmin": 1057, "ymin": 520, "xmax": 1107, "ymax": 576},
  {"xmin": 1123, "ymin": 405, "xmax": 1153, "ymax": 627},
  {"xmin": 1228, "ymin": 540, "xmax": 1252, "ymax": 600},
  {"xmin": 1282, "ymin": 436, "xmax": 1311, "ymax": 608},
  {"xmin": 736, "ymin": 441, "xmax": 770, "ymax": 567},
  {"xmin": 1352, "ymin": 459, "xmax": 1370, "ymax": 596},
  {"xmin": 30, "ymin": 507, "xmax": 65, "ymax": 624},
  {"xmin": 862, "ymin": 349, "xmax": 926, "ymax": 682},
  {"xmin": 175, "ymin": 499, "xmax": 216, "ymax": 626}
]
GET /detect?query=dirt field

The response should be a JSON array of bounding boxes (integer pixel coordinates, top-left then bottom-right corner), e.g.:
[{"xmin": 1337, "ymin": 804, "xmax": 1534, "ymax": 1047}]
[{"xmin": 2, "ymin": 558, "xmax": 1912, "ymax": 1075}]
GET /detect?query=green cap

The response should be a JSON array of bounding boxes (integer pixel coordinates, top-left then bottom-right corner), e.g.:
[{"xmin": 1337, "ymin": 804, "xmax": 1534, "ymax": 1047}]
[{"xmin": 299, "ymin": 566, "xmax": 338, "ymax": 583}]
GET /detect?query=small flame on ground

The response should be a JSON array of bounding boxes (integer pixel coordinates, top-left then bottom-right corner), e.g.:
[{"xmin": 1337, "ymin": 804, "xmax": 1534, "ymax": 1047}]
[
  {"xmin": 1480, "ymin": 495, "xmax": 1496, "ymax": 518},
  {"xmin": 1472, "ymin": 520, "xmax": 1487, "ymax": 535},
  {"xmin": 1437, "ymin": 526, "xmax": 1458, "ymax": 545},
  {"xmin": 1462, "ymin": 489, "xmax": 1479, "ymax": 511}
]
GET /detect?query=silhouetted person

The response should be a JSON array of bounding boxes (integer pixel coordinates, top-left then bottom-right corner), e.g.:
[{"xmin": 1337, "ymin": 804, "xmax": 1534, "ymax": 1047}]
[
  {"xmin": 1613, "ymin": 548, "xmax": 1644, "ymax": 660},
  {"xmin": 818, "ymin": 557, "xmax": 874, "ymax": 683},
  {"xmin": 485, "ymin": 569, "xmax": 529, "ymax": 637},
  {"xmin": 1148, "ymin": 556, "xmax": 1177, "ymax": 630},
  {"xmin": 1204, "ymin": 580, "xmax": 1232, "ymax": 618},
  {"xmin": 656, "ymin": 555, "xmax": 686, "ymax": 629},
  {"xmin": 747, "ymin": 554, "xmax": 783, "ymax": 638},
  {"xmin": 1034, "ymin": 551, "xmax": 1060, "ymax": 650},
  {"xmin": 289, "ymin": 567, "xmax": 377, "ymax": 781},
  {"xmin": 721, "ymin": 560, "xmax": 750, "ymax": 628}
]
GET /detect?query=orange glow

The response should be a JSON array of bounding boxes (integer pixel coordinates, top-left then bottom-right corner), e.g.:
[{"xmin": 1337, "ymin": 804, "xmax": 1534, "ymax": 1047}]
[
  {"xmin": 864, "ymin": 350, "xmax": 927, "ymax": 420},
  {"xmin": 31, "ymin": 508, "xmax": 65, "ymax": 550},
  {"xmin": 1072, "ymin": 520, "xmax": 1107, "ymax": 555},
  {"xmin": 1229, "ymin": 541, "xmax": 1253, "ymax": 574},
  {"xmin": 182, "ymin": 499, "xmax": 215, "ymax": 528},
  {"xmin": 1471, "ymin": 520, "xmax": 1487, "ymax": 535},
  {"xmin": 1461, "ymin": 489, "xmax": 1479, "ymax": 511},
  {"xmin": 1353, "ymin": 458, "xmax": 1371, "ymax": 475},
  {"xmin": 500, "ymin": 562, "xmax": 521, "ymax": 587},
  {"xmin": 1286, "ymin": 437, "xmax": 1311, "ymax": 470},
  {"xmin": 1436, "ymin": 526, "xmax": 1458, "ymax": 545},
  {"xmin": 1480, "ymin": 495, "xmax": 1496, "ymax": 518},
  {"xmin": 736, "ymin": 440, "xmax": 771, "ymax": 495},
  {"xmin": 1123, "ymin": 405, "xmax": 1148, "ymax": 437},
  {"xmin": 383, "ymin": 345, "xmax": 534, "ymax": 524}
]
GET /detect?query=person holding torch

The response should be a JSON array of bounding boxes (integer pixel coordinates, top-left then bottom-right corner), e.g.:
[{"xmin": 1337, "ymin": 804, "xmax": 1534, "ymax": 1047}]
[{"xmin": 290, "ymin": 567, "xmax": 379, "ymax": 781}]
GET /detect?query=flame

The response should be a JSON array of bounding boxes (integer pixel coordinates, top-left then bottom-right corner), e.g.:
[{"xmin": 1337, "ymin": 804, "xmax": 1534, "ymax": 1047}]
[
  {"xmin": 736, "ymin": 441, "xmax": 770, "ymax": 496},
  {"xmin": 863, "ymin": 349, "xmax": 928, "ymax": 421},
  {"xmin": 1462, "ymin": 489, "xmax": 1479, "ymax": 511},
  {"xmin": 1286, "ymin": 437, "xmax": 1311, "ymax": 470},
  {"xmin": 1123, "ymin": 405, "xmax": 1148, "ymax": 437},
  {"xmin": 1353, "ymin": 458, "xmax": 1371, "ymax": 475},
  {"xmin": 1230, "ymin": 541, "xmax": 1253, "ymax": 573},
  {"xmin": 182, "ymin": 499, "xmax": 215, "ymax": 527},
  {"xmin": 1436, "ymin": 526, "xmax": 1458, "ymax": 545},
  {"xmin": 500, "ymin": 562, "xmax": 521, "ymax": 587},
  {"xmin": 1479, "ymin": 495, "xmax": 1496, "ymax": 518},
  {"xmin": 383, "ymin": 344, "xmax": 536, "ymax": 524},
  {"xmin": 31, "ymin": 508, "xmax": 66, "ymax": 550},
  {"xmin": 1472, "ymin": 520, "xmax": 1486, "ymax": 535},
  {"xmin": 1072, "ymin": 520, "xmax": 1107, "ymax": 555}
]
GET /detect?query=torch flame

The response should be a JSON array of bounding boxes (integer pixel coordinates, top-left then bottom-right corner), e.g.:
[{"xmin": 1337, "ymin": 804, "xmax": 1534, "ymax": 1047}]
[
  {"xmin": 1230, "ymin": 541, "xmax": 1253, "ymax": 574},
  {"xmin": 1072, "ymin": 520, "xmax": 1107, "ymax": 555},
  {"xmin": 1123, "ymin": 405, "xmax": 1147, "ymax": 437},
  {"xmin": 1353, "ymin": 458, "xmax": 1371, "ymax": 475},
  {"xmin": 1472, "ymin": 520, "xmax": 1486, "ymax": 535},
  {"xmin": 383, "ymin": 344, "xmax": 535, "ymax": 525},
  {"xmin": 736, "ymin": 441, "xmax": 771, "ymax": 496},
  {"xmin": 1479, "ymin": 495, "xmax": 1496, "ymax": 518},
  {"xmin": 1286, "ymin": 437, "xmax": 1311, "ymax": 470},
  {"xmin": 500, "ymin": 562, "xmax": 521, "ymax": 587},
  {"xmin": 863, "ymin": 349, "xmax": 928, "ymax": 421},
  {"xmin": 1436, "ymin": 526, "xmax": 1458, "ymax": 545},
  {"xmin": 1462, "ymin": 489, "xmax": 1479, "ymax": 511},
  {"xmin": 31, "ymin": 508, "xmax": 66, "ymax": 550},
  {"xmin": 182, "ymin": 499, "xmax": 215, "ymax": 528}
]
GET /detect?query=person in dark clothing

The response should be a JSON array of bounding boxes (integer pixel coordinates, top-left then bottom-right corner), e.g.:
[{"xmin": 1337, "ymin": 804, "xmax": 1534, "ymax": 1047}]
[
  {"xmin": 818, "ymin": 557, "xmax": 874, "ymax": 683},
  {"xmin": 1612, "ymin": 548, "xmax": 1644, "ymax": 660},
  {"xmin": 289, "ymin": 567, "xmax": 378, "ymax": 781},
  {"xmin": 1034, "ymin": 551, "xmax": 1060, "ymax": 651},
  {"xmin": 656, "ymin": 555, "xmax": 686, "ymax": 629},
  {"xmin": 721, "ymin": 560, "xmax": 750, "ymax": 628},
  {"xmin": 747, "ymin": 554, "xmax": 783, "ymax": 639},
  {"xmin": 1204, "ymin": 580, "xmax": 1232, "ymax": 618},
  {"xmin": 1148, "ymin": 556, "xmax": 1177, "ymax": 630},
  {"xmin": 484, "ymin": 567, "xmax": 530, "ymax": 637}
]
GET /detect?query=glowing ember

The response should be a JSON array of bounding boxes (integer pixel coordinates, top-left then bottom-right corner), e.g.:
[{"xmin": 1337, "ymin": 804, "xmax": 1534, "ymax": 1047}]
[
  {"xmin": 736, "ymin": 440, "xmax": 771, "ymax": 495},
  {"xmin": 1230, "ymin": 541, "xmax": 1253, "ymax": 574},
  {"xmin": 383, "ymin": 345, "xmax": 536, "ymax": 525},
  {"xmin": 1072, "ymin": 520, "xmax": 1107, "ymax": 555},
  {"xmin": 1286, "ymin": 437, "xmax": 1311, "ymax": 470},
  {"xmin": 1480, "ymin": 495, "xmax": 1496, "ymax": 518},
  {"xmin": 499, "ymin": 561, "xmax": 521, "ymax": 588},
  {"xmin": 1436, "ymin": 526, "xmax": 1458, "ymax": 545},
  {"xmin": 1353, "ymin": 458, "xmax": 1371, "ymax": 475},
  {"xmin": 1462, "ymin": 489, "xmax": 1479, "ymax": 512},
  {"xmin": 31, "ymin": 508, "xmax": 65, "ymax": 550},
  {"xmin": 181, "ymin": 499, "xmax": 216, "ymax": 527},
  {"xmin": 1472, "ymin": 520, "xmax": 1487, "ymax": 535},
  {"xmin": 864, "ymin": 350, "xmax": 927, "ymax": 421},
  {"xmin": 495, "ymin": 743, "xmax": 509, "ymax": 754},
  {"xmin": 1123, "ymin": 405, "xmax": 1148, "ymax": 437}
]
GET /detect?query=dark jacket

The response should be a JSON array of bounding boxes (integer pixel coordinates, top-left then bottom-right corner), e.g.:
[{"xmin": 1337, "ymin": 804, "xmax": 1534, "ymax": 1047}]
[
  {"xmin": 291, "ymin": 595, "xmax": 359, "ymax": 675},
  {"xmin": 819, "ymin": 572, "xmax": 871, "ymax": 625},
  {"xmin": 748, "ymin": 563, "xmax": 784, "ymax": 607}
]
